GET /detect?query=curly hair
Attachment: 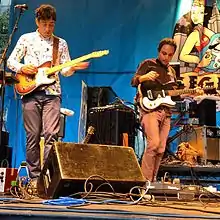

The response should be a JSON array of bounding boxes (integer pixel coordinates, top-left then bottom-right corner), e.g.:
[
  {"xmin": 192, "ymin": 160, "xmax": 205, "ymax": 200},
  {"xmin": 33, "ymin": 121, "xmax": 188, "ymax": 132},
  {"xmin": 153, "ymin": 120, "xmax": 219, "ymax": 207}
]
[
  {"xmin": 35, "ymin": 4, "xmax": 56, "ymax": 21},
  {"xmin": 157, "ymin": 38, "xmax": 177, "ymax": 52}
]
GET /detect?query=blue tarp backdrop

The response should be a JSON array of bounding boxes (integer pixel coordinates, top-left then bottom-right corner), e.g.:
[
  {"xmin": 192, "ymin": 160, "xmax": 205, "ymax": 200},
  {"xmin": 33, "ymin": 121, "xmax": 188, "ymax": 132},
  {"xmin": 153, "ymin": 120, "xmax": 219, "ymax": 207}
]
[{"xmin": 5, "ymin": 0, "xmax": 179, "ymax": 167}]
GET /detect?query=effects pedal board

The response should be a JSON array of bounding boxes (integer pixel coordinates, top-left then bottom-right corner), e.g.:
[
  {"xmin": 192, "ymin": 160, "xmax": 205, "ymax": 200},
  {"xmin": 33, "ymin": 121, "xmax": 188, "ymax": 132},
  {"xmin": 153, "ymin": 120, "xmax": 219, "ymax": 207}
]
[
  {"xmin": 0, "ymin": 168, "xmax": 18, "ymax": 193},
  {"xmin": 148, "ymin": 182, "xmax": 181, "ymax": 195}
]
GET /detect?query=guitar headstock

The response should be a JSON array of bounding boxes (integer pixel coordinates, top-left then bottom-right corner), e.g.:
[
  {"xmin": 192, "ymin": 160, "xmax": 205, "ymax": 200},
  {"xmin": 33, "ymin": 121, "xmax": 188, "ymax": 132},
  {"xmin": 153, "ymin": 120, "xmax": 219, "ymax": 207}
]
[
  {"xmin": 87, "ymin": 126, "xmax": 95, "ymax": 135},
  {"xmin": 90, "ymin": 50, "xmax": 109, "ymax": 58}
]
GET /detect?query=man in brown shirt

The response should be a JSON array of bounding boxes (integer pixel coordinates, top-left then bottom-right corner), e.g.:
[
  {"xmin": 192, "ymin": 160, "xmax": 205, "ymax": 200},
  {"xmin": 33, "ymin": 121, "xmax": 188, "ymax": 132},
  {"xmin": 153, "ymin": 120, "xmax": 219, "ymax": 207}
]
[{"xmin": 131, "ymin": 38, "xmax": 177, "ymax": 182}]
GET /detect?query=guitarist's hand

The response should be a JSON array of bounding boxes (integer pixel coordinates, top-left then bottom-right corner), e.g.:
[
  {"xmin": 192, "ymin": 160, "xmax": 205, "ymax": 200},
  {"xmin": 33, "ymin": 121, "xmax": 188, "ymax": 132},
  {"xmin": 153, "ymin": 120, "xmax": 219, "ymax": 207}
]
[
  {"xmin": 71, "ymin": 62, "xmax": 89, "ymax": 71},
  {"xmin": 139, "ymin": 71, "xmax": 159, "ymax": 83},
  {"xmin": 21, "ymin": 65, "xmax": 38, "ymax": 75},
  {"xmin": 195, "ymin": 87, "xmax": 205, "ymax": 96}
]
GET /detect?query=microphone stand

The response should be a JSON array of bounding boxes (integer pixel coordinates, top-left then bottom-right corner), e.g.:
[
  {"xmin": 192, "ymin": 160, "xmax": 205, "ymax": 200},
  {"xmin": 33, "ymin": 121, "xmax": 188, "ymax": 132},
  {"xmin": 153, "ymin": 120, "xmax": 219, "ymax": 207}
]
[{"xmin": 0, "ymin": 8, "xmax": 25, "ymax": 148}]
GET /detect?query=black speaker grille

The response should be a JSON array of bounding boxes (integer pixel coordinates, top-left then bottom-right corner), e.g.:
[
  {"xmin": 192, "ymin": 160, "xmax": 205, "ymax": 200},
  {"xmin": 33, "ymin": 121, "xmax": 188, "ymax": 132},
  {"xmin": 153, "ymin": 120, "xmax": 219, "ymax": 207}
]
[{"xmin": 87, "ymin": 106, "xmax": 136, "ymax": 148}]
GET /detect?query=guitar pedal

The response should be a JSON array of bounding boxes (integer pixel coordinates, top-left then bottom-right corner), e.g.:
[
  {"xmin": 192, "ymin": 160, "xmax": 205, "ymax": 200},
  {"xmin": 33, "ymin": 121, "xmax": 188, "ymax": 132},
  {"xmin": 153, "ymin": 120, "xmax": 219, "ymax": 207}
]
[{"xmin": 0, "ymin": 168, "xmax": 18, "ymax": 193}]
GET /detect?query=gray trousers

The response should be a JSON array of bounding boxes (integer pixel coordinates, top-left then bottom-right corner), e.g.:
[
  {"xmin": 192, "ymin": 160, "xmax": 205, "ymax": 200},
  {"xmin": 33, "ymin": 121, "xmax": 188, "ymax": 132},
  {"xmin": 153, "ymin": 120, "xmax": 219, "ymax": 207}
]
[{"xmin": 22, "ymin": 91, "xmax": 61, "ymax": 179}]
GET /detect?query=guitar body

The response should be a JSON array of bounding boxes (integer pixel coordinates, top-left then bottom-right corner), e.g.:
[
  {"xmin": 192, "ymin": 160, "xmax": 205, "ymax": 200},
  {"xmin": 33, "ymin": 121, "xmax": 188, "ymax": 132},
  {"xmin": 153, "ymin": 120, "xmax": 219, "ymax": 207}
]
[
  {"xmin": 141, "ymin": 96, "xmax": 176, "ymax": 111},
  {"xmin": 15, "ymin": 61, "xmax": 55, "ymax": 95},
  {"xmin": 138, "ymin": 82, "xmax": 176, "ymax": 112}
]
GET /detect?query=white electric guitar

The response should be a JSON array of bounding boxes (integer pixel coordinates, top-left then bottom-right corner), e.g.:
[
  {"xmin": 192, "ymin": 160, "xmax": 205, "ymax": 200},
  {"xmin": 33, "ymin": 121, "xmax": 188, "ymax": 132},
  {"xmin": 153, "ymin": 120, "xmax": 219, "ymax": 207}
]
[{"xmin": 138, "ymin": 83, "xmax": 216, "ymax": 112}]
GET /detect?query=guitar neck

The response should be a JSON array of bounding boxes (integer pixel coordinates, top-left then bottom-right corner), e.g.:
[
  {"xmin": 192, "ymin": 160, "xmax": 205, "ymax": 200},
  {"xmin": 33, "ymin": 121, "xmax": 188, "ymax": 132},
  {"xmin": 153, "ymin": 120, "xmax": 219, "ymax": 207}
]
[
  {"xmin": 46, "ymin": 53, "xmax": 92, "ymax": 75},
  {"xmin": 83, "ymin": 134, "xmax": 91, "ymax": 144},
  {"xmin": 167, "ymin": 88, "xmax": 196, "ymax": 96}
]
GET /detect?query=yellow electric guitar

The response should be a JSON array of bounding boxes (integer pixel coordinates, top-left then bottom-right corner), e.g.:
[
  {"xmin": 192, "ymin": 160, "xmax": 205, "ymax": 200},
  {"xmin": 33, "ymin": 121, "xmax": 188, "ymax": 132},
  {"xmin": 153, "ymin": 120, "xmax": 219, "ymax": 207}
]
[{"xmin": 15, "ymin": 50, "xmax": 109, "ymax": 95}]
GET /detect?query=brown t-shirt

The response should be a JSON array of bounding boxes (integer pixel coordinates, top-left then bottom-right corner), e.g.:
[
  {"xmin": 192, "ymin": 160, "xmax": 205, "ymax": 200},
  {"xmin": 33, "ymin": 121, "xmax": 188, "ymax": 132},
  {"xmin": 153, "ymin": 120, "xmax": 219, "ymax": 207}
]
[
  {"xmin": 131, "ymin": 58, "xmax": 177, "ymax": 113},
  {"xmin": 131, "ymin": 58, "xmax": 176, "ymax": 87}
]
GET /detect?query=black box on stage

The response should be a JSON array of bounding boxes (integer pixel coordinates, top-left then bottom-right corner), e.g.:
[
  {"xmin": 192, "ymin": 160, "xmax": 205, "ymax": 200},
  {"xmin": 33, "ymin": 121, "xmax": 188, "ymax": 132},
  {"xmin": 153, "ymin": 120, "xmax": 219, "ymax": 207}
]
[
  {"xmin": 58, "ymin": 113, "xmax": 65, "ymax": 139},
  {"xmin": 87, "ymin": 87, "xmax": 117, "ymax": 109},
  {"xmin": 38, "ymin": 142, "xmax": 145, "ymax": 199},
  {"xmin": 0, "ymin": 146, "xmax": 12, "ymax": 168},
  {"xmin": 87, "ymin": 105, "xmax": 136, "ymax": 148},
  {"xmin": 189, "ymin": 100, "xmax": 216, "ymax": 126},
  {"xmin": 0, "ymin": 131, "xmax": 9, "ymax": 147}
]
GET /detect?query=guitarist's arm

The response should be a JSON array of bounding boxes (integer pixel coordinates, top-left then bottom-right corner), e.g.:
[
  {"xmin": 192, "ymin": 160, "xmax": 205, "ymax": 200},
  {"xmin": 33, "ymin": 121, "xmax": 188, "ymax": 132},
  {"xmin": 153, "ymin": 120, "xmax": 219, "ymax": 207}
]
[
  {"xmin": 61, "ymin": 62, "xmax": 89, "ymax": 77},
  {"xmin": 7, "ymin": 35, "xmax": 27, "ymax": 73},
  {"xmin": 59, "ymin": 40, "xmax": 89, "ymax": 77},
  {"xmin": 131, "ymin": 60, "xmax": 158, "ymax": 87}
]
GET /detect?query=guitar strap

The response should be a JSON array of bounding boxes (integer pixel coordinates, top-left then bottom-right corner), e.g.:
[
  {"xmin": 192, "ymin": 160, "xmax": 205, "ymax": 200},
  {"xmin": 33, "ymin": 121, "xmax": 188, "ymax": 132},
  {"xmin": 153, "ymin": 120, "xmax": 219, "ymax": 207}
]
[{"xmin": 52, "ymin": 35, "xmax": 59, "ymax": 67}]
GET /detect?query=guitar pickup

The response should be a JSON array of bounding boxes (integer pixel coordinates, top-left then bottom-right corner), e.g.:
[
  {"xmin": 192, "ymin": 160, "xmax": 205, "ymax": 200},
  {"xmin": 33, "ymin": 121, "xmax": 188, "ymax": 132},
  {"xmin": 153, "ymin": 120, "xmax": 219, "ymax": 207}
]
[
  {"xmin": 161, "ymin": 90, "xmax": 166, "ymax": 98},
  {"xmin": 147, "ymin": 90, "xmax": 153, "ymax": 99}
]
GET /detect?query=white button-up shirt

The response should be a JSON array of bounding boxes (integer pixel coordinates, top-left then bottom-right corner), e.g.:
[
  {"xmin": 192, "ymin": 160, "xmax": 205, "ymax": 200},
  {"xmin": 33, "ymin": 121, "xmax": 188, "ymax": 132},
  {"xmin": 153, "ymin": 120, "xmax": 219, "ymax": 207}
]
[{"xmin": 7, "ymin": 30, "xmax": 74, "ymax": 95}]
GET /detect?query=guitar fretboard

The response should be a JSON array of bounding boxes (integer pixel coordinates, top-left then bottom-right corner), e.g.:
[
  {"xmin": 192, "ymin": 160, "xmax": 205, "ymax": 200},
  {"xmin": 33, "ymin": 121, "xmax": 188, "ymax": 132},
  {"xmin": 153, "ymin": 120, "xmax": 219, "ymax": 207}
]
[
  {"xmin": 46, "ymin": 53, "xmax": 93, "ymax": 75},
  {"xmin": 45, "ymin": 50, "xmax": 109, "ymax": 75},
  {"xmin": 167, "ymin": 88, "xmax": 197, "ymax": 96}
]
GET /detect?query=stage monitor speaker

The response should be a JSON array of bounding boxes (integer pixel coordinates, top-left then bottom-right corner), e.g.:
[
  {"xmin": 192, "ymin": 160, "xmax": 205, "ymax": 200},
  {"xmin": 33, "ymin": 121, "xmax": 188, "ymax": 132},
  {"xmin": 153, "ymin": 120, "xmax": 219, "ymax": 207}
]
[{"xmin": 38, "ymin": 142, "xmax": 145, "ymax": 199}]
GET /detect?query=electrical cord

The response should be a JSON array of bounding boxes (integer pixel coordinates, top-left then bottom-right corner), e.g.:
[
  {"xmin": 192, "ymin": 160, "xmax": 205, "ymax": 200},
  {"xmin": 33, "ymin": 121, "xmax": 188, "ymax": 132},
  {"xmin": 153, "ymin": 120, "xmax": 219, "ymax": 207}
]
[
  {"xmin": 7, "ymin": 171, "xmax": 220, "ymax": 217},
  {"xmin": 0, "ymin": 205, "xmax": 219, "ymax": 219}
]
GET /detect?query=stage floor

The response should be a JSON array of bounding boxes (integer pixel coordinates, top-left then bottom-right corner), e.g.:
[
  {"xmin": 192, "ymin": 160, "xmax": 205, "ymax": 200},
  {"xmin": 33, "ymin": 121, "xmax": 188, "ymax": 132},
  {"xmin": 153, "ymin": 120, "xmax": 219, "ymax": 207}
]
[{"xmin": 0, "ymin": 197, "xmax": 219, "ymax": 219}]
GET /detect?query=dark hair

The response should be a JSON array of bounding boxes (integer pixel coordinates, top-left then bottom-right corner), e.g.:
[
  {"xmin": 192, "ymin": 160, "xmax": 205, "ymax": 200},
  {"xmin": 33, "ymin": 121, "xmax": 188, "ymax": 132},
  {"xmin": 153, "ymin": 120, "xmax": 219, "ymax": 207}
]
[
  {"xmin": 157, "ymin": 38, "xmax": 177, "ymax": 52},
  {"xmin": 35, "ymin": 4, "xmax": 56, "ymax": 21}
]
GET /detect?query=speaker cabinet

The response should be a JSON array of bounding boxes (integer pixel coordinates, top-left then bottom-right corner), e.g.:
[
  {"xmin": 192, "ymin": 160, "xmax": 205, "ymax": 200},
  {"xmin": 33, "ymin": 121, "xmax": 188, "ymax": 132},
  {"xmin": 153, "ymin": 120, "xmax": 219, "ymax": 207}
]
[{"xmin": 38, "ymin": 142, "xmax": 145, "ymax": 199}]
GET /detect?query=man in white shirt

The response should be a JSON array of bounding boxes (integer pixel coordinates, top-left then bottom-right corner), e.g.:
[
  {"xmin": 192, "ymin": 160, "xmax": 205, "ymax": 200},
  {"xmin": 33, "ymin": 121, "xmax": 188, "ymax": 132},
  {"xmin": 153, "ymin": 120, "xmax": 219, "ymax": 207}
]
[{"xmin": 7, "ymin": 4, "xmax": 89, "ymax": 186}]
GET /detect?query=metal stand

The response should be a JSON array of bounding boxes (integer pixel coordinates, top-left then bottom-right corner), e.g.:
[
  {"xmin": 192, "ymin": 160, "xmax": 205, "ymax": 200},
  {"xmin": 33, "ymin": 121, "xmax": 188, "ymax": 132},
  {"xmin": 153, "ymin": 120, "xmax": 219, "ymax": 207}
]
[{"xmin": 0, "ymin": 8, "xmax": 25, "ymax": 147}]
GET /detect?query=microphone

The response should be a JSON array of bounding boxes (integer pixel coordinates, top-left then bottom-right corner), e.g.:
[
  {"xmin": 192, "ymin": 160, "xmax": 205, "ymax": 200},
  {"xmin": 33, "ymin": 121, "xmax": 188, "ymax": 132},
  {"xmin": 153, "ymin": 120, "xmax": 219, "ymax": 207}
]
[{"xmin": 14, "ymin": 4, "xmax": 28, "ymax": 10}]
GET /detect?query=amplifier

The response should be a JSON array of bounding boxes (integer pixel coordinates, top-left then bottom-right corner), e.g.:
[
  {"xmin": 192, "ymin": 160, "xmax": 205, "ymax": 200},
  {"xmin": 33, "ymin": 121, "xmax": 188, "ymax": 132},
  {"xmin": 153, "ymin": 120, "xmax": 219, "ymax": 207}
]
[{"xmin": 88, "ymin": 105, "xmax": 136, "ymax": 148}]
